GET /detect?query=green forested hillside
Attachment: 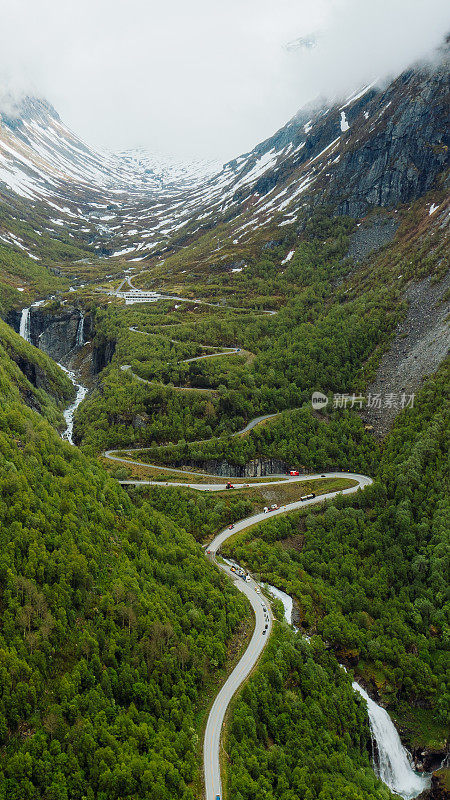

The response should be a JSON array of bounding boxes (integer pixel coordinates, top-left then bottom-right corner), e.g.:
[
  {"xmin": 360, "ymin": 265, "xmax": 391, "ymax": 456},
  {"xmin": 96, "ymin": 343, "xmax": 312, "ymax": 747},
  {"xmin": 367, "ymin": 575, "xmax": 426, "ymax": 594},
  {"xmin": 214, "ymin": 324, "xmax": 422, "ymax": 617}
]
[
  {"xmin": 1, "ymin": 193, "xmax": 448, "ymax": 800},
  {"xmin": 0, "ymin": 47, "xmax": 448, "ymax": 800},
  {"xmin": 226, "ymin": 628, "xmax": 393, "ymax": 800},
  {"xmin": 0, "ymin": 331, "xmax": 249, "ymax": 800},
  {"xmin": 74, "ymin": 215, "xmax": 404, "ymax": 454},
  {"xmin": 0, "ymin": 319, "xmax": 74, "ymax": 428},
  {"xmin": 223, "ymin": 362, "xmax": 449, "ymax": 752},
  {"xmin": 0, "ymin": 315, "xmax": 415, "ymax": 800}
]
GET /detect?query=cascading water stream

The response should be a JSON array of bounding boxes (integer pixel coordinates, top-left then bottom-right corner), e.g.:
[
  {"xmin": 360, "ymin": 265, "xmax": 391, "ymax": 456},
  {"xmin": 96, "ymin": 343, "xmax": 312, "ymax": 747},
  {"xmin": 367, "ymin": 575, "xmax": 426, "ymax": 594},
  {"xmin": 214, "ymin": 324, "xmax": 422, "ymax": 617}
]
[
  {"xmin": 264, "ymin": 582, "xmax": 430, "ymax": 798},
  {"xmin": 75, "ymin": 312, "xmax": 84, "ymax": 347},
  {"xmin": 267, "ymin": 585, "xmax": 294, "ymax": 626},
  {"xmin": 59, "ymin": 365, "xmax": 88, "ymax": 445},
  {"xmin": 352, "ymin": 683, "xmax": 430, "ymax": 798},
  {"xmin": 19, "ymin": 303, "xmax": 88, "ymax": 444},
  {"xmin": 19, "ymin": 307, "xmax": 31, "ymax": 342},
  {"xmin": 340, "ymin": 664, "xmax": 426, "ymax": 795}
]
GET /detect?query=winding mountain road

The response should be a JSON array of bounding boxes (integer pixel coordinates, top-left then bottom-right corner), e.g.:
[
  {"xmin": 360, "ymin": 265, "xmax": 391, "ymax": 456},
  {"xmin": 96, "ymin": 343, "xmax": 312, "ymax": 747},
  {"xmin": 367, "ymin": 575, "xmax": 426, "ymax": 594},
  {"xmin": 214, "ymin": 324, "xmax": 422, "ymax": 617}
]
[
  {"xmin": 119, "ymin": 364, "xmax": 217, "ymax": 393},
  {"xmin": 103, "ymin": 410, "xmax": 279, "ymax": 472},
  {"xmin": 87, "ymin": 285, "xmax": 373, "ymax": 798},
  {"xmin": 109, "ymin": 457, "xmax": 372, "ymax": 798},
  {"xmin": 201, "ymin": 471, "xmax": 372, "ymax": 799},
  {"xmin": 58, "ymin": 308, "xmax": 370, "ymax": 798},
  {"xmin": 111, "ymin": 277, "xmax": 278, "ymax": 315},
  {"xmin": 128, "ymin": 326, "xmax": 254, "ymax": 365}
]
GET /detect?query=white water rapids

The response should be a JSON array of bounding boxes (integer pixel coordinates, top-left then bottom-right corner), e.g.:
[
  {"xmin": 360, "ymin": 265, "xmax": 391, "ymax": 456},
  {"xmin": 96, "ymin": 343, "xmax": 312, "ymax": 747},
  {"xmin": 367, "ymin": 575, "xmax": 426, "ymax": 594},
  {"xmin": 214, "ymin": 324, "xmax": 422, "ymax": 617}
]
[
  {"xmin": 58, "ymin": 365, "xmax": 88, "ymax": 445},
  {"xmin": 352, "ymin": 682, "xmax": 430, "ymax": 798},
  {"xmin": 266, "ymin": 583, "xmax": 430, "ymax": 798},
  {"xmin": 19, "ymin": 304, "xmax": 87, "ymax": 445},
  {"xmin": 267, "ymin": 584, "xmax": 294, "ymax": 626}
]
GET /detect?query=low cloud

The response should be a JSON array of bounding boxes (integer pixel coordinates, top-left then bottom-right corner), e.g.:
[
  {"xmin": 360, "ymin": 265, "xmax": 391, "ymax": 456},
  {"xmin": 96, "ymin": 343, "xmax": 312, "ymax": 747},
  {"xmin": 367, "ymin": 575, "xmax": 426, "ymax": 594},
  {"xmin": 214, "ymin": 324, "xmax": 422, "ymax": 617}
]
[{"xmin": 0, "ymin": 0, "xmax": 448, "ymax": 161}]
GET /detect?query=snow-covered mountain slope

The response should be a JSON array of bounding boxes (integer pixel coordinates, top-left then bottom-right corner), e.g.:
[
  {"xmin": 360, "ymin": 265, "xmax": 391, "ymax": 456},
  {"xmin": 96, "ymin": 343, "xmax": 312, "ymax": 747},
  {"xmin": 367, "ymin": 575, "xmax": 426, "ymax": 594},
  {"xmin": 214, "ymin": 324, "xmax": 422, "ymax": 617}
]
[
  {"xmin": 0, "ymin": 96, "xmax": 224, "ymax": 258},
  {"xmin": 0, "ymin": 96, "xmax": 219, "ymax": 201},
  {"xmin": 98, "ymin": 56, "xmax": 447, "ymax": 260},
  {"xmin": 103, "ymin": 45, "xmax": 448, "ymax": 257},
  {"xmin": 204, "ymin": 57, "xmax": 448, "ymax": 232},
  {"xmin": 0, "ymin": 42, "xmax": 448, "ymax": 266}
]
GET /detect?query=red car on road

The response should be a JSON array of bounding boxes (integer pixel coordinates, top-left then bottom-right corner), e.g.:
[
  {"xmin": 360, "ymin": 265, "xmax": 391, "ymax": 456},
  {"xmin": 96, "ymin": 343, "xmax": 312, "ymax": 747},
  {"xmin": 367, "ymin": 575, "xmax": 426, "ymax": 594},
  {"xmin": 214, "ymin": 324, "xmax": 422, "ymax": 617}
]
[{"xmin": 289, "ymin": 470, "xmax": 300, "ymax": 476}]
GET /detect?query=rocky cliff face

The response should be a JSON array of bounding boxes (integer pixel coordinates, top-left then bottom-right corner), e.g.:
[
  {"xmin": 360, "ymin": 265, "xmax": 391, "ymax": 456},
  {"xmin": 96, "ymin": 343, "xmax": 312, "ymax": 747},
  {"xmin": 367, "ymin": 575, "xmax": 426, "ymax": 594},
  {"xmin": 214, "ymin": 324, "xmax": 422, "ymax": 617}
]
[
  {"xmin": 92, "ymin": 335, "xmax": 116, "ymax": 374},
  {"xmin": 0, "ymin": 43, "xmax": 447, "ymax": 263},
  {"xmin": 429, "ymin": 769, "xmax": 450, "ymax": 800},
  {"xmin": 165, "ymin": 457, "xmax": 288, "ymax": 478},
  {"xmin": 5, "ymin": 309, "xmax": 21, "ymax": 333},
  {"xmin": 417, "ymin": 767, "xmax": 450, "ymax": 800},
  {"xmin": 30, "ymin": 307, "xmax": 84, "ymax": 361},
  {"xmin": 12, "ymin": 356, "xmax": 69, "ymax": 404},
  {"xmin": 230, "ymin": 51, "xmax": 448, "ymax": 220},
  {"xmin": 328, "ymin": 62, "xmax": 449, "ymax": 216},
  {"xmin": 5, "ymin": 305, "xmax": 85, "ymax": 360},
  {"xmin": 5, "ymin": 302, "xmax": 113, "ymax": 379}
]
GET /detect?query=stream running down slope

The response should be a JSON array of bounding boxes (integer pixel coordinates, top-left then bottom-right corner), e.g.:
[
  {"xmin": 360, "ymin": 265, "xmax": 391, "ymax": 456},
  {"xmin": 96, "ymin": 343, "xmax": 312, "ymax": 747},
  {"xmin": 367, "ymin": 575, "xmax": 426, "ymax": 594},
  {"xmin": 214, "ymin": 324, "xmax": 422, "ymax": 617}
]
[
  {"xmin": 265, "ymin": 579, "xmax": 430, "ymax": 799},
  {"xmin": 19, "ymin": 304, "xmax": 88, "ymax": 445},
  {"xmin": 59, "ymin": 365, "xmax": 87, "ymax": 445}
]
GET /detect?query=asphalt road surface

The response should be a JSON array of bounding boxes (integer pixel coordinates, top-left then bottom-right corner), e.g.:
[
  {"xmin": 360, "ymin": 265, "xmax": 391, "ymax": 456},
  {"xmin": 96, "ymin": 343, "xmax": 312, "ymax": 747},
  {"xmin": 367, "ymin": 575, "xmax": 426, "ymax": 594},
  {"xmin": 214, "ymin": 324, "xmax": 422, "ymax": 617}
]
[
  {"xmin": 201, "ymin": 472, "xmax": 372, "ymax": 800},
  {"xmin": 104, "ymin": 428, "xmax": 372, "ymax": 799},
  {"xmin": 103, "ymin": 411, "xmax": 279, "ymax": 472}
]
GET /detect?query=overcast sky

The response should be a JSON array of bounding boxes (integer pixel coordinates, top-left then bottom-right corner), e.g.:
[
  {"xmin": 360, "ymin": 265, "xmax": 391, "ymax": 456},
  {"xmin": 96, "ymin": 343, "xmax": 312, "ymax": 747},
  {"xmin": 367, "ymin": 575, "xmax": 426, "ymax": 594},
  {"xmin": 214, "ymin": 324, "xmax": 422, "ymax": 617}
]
[{"xmin": 0, "ymin": 0, "xmax": 448, "ymax": 162}]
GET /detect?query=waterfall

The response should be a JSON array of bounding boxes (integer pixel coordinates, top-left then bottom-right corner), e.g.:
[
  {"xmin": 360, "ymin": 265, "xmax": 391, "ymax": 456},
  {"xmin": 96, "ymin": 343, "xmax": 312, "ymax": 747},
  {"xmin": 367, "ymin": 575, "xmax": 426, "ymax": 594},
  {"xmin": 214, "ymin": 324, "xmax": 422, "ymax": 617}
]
[
  {"xmin": 59, "ymin": 365, "xmax": 88, "ymax": 445},
  {"xmin": 19, "ymin": 307, "xmax": 31, "ymax": 342},
  {"xmin": 352, "ymin": 682, "xmax": 430, "ymax": 798},
  {"xmin": 265, "ymin": 579, "xmax": 429, "ymax": 799},
  {"xmin": 17, "ymin": 303, "xmax": 87, "ymax": 444},
  {"xmin": 19, "ymin": 300, "xmax": 46, "ymax": 344},
  {"xmin": 75, "ymin": 313, "xmax": 84, "ymax": 348}
]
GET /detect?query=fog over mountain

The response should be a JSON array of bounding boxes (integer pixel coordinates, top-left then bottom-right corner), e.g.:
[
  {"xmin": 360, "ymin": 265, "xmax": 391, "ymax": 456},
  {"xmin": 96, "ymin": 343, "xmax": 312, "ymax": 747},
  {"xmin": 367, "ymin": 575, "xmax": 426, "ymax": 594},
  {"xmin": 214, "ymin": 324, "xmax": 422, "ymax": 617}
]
[{"xmin": 0, "ymin": 0, "xmax": 448, "ymax": 161}]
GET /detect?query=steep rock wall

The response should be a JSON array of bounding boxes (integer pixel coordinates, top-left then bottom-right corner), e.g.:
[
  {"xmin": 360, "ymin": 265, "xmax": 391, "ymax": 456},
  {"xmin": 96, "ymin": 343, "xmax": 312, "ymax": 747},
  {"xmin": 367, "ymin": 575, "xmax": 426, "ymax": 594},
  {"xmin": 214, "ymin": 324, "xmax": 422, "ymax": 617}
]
[{"xmin": 167, "ymin": 457, "xmax": 289, "ymax": 478}]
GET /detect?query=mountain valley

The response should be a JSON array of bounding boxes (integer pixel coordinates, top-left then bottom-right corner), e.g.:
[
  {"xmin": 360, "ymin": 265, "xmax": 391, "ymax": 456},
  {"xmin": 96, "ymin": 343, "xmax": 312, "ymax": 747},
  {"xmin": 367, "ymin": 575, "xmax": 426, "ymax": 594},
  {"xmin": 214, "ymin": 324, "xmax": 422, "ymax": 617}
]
[{"xmin": 0, "ymin": 38, "xmax": 448, "ymax": 800}]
